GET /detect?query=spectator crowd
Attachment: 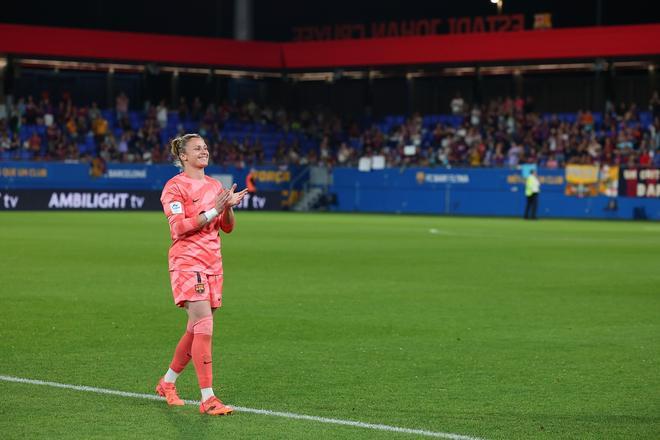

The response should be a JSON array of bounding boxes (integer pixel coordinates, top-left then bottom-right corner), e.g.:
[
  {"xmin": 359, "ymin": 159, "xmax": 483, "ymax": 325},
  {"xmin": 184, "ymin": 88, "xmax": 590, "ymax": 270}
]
[{"xmin": 1, "ymin": 90, "xmax": 659, "ymax": 169}]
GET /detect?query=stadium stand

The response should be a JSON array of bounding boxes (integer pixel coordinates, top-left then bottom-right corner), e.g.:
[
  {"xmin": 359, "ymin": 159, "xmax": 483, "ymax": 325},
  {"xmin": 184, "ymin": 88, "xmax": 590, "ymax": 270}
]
[{"xmin": 1, "ymin": 92, "xmax": 659, "ymax": 169}]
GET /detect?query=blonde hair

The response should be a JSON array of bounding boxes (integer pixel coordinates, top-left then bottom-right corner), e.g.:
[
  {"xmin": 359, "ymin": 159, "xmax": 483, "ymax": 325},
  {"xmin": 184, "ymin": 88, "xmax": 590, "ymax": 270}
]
[{"xmin": 170, "ymin": 133, "xmax": 202, "ymax": 169}]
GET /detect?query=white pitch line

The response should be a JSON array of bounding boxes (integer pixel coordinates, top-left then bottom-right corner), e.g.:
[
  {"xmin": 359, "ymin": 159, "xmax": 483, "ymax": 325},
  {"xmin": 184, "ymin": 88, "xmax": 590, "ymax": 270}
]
[{"xmin": 0, "ymin": 374, "xmax": 485, "ymax": 440}]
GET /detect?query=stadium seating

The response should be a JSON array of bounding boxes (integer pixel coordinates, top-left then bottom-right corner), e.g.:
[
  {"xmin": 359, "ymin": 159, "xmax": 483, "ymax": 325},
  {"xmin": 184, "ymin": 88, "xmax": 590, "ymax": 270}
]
[{"xmin": 0, "ymin": 92, "xmax": 656, "ymax": 168}]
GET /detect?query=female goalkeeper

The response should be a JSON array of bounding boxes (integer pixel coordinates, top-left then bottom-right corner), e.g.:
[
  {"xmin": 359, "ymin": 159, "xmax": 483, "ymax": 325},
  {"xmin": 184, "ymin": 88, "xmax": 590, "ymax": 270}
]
[{"xmin": 157, "ymin": 133, "xmax": 247, "ymax": 415}]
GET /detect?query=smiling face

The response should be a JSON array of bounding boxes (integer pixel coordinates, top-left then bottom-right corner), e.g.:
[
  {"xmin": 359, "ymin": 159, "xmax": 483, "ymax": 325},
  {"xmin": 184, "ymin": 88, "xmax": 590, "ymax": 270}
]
[{"xmin": 180, "ymin": 136, "xmax": 209, "ymax": 169}]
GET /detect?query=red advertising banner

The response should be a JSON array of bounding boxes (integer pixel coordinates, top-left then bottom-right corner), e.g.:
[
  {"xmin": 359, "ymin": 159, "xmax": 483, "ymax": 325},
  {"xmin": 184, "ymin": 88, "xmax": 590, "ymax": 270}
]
[
  {"xmin": 618, "ymin": 168, "xmax": 660, "ymax": 198},
  {"xmin": 292, "ymin": 14, "xmax": 527, "ymax": 41}
]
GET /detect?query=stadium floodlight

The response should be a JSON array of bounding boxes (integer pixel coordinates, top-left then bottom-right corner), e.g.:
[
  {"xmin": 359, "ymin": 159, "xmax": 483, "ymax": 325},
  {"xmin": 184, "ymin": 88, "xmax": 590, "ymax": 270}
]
[{"xmin": 490, "ymin": 0, "xmax": 503, "ymax": 13}]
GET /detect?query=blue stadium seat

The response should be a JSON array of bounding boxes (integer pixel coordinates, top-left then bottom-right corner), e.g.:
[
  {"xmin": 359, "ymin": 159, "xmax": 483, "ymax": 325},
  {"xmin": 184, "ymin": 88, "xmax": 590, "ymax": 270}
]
[
  {"xmin": 639, "ymin": 111, "xmax": 652, "ymax": 126},
  {"xmin": 449, "ymin": 115, "xmax": 463, "ymax": 127},
  {"xmin": 101, "ymin": 109, "xmax": 114, "ymax": 121},
  {"xmin": 438, "ymin": 115, "xmax": 454, "ymax": 125},
  {"xmin": 349, "ymin": 138, "xmax": 361, "ymax": 149},
  {"xmin": 19, "ymin": 150, "xmax": 33, "ymax": 160}
]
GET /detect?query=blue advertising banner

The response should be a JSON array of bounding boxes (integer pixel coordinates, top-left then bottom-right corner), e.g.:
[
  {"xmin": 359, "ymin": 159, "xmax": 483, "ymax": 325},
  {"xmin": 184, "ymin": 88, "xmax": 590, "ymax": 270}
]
[
  {"xmin": 0, "ymin": 162, "xmax": 303, "ymax": 192},
  {"xmin": 330, "ymin": 167, "xmax": 659, "ymax": 220},
  {"xmin": 2, "ymin": 162, "xmax": 658, "ymax": 219}
]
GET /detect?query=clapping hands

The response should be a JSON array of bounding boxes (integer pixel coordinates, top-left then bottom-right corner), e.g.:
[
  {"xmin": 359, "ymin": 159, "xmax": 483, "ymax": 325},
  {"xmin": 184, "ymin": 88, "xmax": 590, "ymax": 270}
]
[{"xmin": 214, "ymin": 184, "xmax": 249, "ymax": 212}]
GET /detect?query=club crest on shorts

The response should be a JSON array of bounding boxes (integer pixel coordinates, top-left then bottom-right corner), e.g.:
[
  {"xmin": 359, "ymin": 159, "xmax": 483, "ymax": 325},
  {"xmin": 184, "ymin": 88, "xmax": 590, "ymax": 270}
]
[{"xmin": 195, "ymin": 273, "xmax": 205, "ymax": 294}]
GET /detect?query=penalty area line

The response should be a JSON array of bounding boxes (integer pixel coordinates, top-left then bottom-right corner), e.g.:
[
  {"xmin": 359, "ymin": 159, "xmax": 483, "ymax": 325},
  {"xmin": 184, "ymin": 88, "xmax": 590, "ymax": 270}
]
[{"xmin": 0, "ymin": 374, "xmax": 486, "ymax": 440}]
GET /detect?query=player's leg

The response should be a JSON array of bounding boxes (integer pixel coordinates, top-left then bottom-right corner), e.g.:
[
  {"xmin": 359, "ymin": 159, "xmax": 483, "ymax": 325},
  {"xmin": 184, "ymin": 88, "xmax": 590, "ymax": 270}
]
[
  {"xmin": 156, "ymin": 271, "xmax": 199, "ymax": 406},
  {"xmin": 164, "ymin": 320, "xmax": 195, "ymax": 382},
  {"xmin": 187, "ymin": 299, "xmax": 232, "ymax": 415},
  {"xmin": 186, "ymin": 299, "xmax": 214, "ymax": 398},
  {"xmin": 167, "ymin": 271, "xmax": 204, "ymax": 382}
]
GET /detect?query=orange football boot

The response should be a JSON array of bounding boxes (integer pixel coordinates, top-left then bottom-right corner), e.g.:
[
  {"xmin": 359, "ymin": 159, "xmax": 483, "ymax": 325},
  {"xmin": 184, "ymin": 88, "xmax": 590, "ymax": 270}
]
[
  {"xmin": 156, "ymin": 378, "xmax": 184, "ymax": 406},
  {"xmin": 199, "ymin": 396, "xmax": 233, "ymax": 415}
]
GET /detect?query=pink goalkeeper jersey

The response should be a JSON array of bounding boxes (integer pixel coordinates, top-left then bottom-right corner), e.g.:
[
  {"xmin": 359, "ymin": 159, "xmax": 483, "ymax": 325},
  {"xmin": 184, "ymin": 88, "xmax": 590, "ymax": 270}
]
[{"xmin": 161, "ymin": 173, "xmax": 232, "ymax": 274}]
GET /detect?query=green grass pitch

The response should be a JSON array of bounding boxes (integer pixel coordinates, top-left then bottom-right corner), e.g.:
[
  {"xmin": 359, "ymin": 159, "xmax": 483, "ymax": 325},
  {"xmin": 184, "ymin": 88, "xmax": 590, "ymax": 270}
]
[{"xmin": 0, "ymin": 212, "xmax": 658, "ymax": 439}]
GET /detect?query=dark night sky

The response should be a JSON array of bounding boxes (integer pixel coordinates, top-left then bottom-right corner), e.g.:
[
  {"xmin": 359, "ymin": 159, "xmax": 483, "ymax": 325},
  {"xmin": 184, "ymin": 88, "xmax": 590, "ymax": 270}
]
[{"xmin": 2, "ymin": 0, "xmax": 658, "ymax": 41}]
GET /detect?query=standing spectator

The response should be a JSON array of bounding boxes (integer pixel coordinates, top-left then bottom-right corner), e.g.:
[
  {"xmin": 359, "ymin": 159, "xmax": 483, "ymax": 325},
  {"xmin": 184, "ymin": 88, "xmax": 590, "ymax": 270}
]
[
  {"xmin": 650, "ymin": 91, "xmax": 660, "ymax": 119},
  {"xmin": 514, "ymin": 96, "xmax": 524, "ymax": 113},
  {"xmin": 157, "ymin": 99, "xmax": 168, "ymax": 129},
  {"xmin": 653, "ymin": 148, "xmax": 660, "ymax": 167},
  {"xmin": 25, "ymin": 95, "xmax": 40, "ymax": 124},
  {"xmin": 41, "ymin": 95, "xmax": 55, "ymax": 127},
  {"xmin": 16, "ymin": 97, "xmax": 26, "ymax": 125},
  {"xmin": 508, "ymin": 142, "xmax": 524, "ymax": 167},
  {"xmin": 178, "ymin": 97, "xmax": 189, "ymax": 121},
  {"xmin": 246, "ymin": 168, "xmax": 257, "ymax": 196},
  {"xmin": 450, "ymin": 92, "xmax": 465, "ymax": 115},
  {"xmin": 116, "ymin": 92, "xmax": 129, "ymax": 120},
  {"xmin": 470, "ymin": 105, "xmax": 481, "ymax": 126},
  {"xmin": 88, "ymin": 102, "xmax": 101, "ymax": 121},
  {"xmin": 651, "ymin": 118, "xmax": 660, "ymax": 150},
  {"xmin": 92, "ymin": 115, "xmax": 109, "ymax": 144},
  {"xmin": 523, "ymin": 96, "xmax": 535, "ymax": 113},
  {"xmin": 10, "ymin": 133, "xmax": 21, "ymax": 153},
  {"xmin": 191, "ymin": 97, "xmax": 203, "ymax": 121}
]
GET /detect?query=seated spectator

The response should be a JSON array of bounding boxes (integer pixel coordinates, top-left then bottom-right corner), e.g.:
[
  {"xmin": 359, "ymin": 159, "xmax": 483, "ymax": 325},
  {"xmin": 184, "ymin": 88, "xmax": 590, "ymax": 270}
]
[
  {"xmin": 28, "ymin": 132, "xmax": 42, "ymax": 154},
  {"xmin": 5, "ymin": 90, "xmax": 657, "ymax": 170},
  {"xmin": 0, "ymin": 132, "xmax": 10, "ymax": 152},
  {"xmin": 90, "ymin": 155, "xmax": 106, "ymax": 177},
  {"xmin": 546, "ymin": 154, "xmax": 559, "ymax": 169},
  {"xmin": 337, "ymin": 142, "xmax": 353, "ymax": 165},
  {"xmin": 638, "ymin": 147, "xmax": 652, "ymax": 167}
]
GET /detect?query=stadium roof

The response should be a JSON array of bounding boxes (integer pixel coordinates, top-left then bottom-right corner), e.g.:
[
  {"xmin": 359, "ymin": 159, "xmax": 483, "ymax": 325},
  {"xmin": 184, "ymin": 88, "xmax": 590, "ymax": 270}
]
[{"xmin": 1, "ymin": 23, "xmax": 659, "ymax": 70}]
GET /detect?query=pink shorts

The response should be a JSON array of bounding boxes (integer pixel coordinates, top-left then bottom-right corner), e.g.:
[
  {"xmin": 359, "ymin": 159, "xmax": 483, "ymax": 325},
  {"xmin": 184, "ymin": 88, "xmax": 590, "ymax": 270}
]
[{"xmin": 169, "ymin": 271, "xmax": 223, "ymax": 309}]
